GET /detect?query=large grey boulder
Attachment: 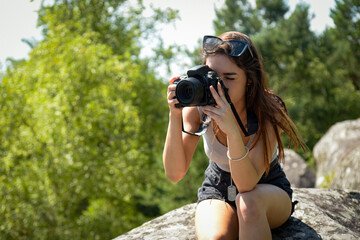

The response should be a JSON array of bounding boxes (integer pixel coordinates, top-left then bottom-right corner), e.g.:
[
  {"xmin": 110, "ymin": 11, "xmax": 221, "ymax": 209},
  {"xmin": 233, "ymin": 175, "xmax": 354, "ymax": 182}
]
[
  {"xmin": 282, "ymin": 149, "xmax": 315, "ymax": 188},
  {"xmin": 115, "ymin": 203, "xmax": 196, "ymax": 240},
  {"xmin": 313, "ymin": 119, "xmax": 360, "ymax": 190},
  {"xmin": 114, "ymin": 188, "xmax": 360, "ymax": 240}
]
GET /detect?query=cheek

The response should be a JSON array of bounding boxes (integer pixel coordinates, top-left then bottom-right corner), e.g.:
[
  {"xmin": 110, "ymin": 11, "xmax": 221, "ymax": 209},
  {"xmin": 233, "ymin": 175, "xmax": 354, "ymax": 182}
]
[{"xmin": 228, "ymin": 82, "xmax": 246, "ymax": 100}]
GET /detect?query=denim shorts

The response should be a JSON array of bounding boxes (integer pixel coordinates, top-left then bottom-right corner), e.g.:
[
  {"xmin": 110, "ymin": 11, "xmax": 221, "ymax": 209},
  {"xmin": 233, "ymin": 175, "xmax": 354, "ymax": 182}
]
[{"xmin": 197, "ymin": 160, "xmax": 294, "ymax": 211}]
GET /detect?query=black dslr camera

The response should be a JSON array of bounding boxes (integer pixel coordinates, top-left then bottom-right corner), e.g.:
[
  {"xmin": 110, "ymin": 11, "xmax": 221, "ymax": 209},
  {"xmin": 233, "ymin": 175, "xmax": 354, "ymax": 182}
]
[{"xmin": 174, "ymin": 65, "xmax": 227, "ymax": 108}]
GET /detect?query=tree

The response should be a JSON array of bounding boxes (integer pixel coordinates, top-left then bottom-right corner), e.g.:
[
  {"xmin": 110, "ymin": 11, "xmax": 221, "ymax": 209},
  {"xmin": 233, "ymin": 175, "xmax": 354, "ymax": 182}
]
[
  {"xmin": 213, "ymin": 0, "xmax": 262, "ymax": 36},
  {"xmin": 0, "ymin": 29, "xmax": 166, "ymax": 239},
  {"xmin": 212, "ymin": 0, "xmax": 360, "ymax": 153},
  {"xmin": 0, "ymin": 0, "xmax": 178, "ymax": 239},
  {"xmin": 256, "ymin": 0, "xmax": 289, "ymax": 24},
  {"xmin": 37, "ymin": 0, "xmax": 175, "ymax": 55},
  {"xmin": 330, "ymin": 0, "xmax": 360, "ymax": 90},
  {"xmin": 213, "ymin": 0, "xmax": 290, "ymax": 36}
]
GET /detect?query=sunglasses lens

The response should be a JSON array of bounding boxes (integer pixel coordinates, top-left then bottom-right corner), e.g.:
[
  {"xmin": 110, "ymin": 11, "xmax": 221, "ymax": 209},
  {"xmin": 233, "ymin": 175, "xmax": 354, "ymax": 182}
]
[
  {"xmin": 228, "ymin": 40, "xmax": 248, "ymax": 56},
  {"xmin": 203, "ymin": 36, "xmax": 250, "ymax": 57},
  {"xmin": 203, "ymin": 36, "xmax": 223, "ymax": 53}
]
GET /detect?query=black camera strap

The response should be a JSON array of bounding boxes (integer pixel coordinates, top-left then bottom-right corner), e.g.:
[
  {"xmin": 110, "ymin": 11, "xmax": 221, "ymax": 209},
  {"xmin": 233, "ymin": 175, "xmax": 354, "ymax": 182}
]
[{"xmin": 218, "ymin": 79, "xmax": 258, "ymax": 137}]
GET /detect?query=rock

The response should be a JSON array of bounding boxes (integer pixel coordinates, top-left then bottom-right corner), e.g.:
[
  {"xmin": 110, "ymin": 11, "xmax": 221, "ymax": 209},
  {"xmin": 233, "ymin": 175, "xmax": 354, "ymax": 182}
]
[
  {"xmin": 313, "ymin": 119, "xmax": 360, "ymax": 190},
  {"xmin": 114, "ymin": 203, "xmax": 196, "ymax": 240},
  {"xmin": 273, "ymin": 188, "xmax": 360, "ymax": 240},
  {"xmin": 329, "ymin": 146, "xmax": 360, "ymax": 190},
  {"xmin": 114, "ymin": 188, "xmax": 360, "ymax": 240},
  {"xmin": 282, "ymin": 149, "xmax": 316, "ymax": 188}
]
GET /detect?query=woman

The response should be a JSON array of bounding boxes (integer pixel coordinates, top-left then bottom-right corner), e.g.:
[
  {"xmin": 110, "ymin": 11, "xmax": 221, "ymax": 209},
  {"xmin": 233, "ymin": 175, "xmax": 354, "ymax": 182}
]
[{"xmin": 163, "ymin": 31, "xmax": 304, "ymax": 240}]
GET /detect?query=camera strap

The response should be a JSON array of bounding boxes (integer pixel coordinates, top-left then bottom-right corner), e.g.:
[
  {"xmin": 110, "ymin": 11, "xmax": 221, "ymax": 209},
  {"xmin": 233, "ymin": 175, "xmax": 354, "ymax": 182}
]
[
  {"xmin": 181, "ymin": 78, "xmax": 258, "ymax": 137},
  {"xmin": 218, "ymin": 79, "xmax": 258, "ymax": 137}
]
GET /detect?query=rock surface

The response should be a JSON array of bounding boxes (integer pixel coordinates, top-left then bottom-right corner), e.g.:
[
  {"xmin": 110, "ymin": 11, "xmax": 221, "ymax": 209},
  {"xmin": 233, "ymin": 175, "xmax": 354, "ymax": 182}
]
[
  {"xmin": 282, "ymin": 149, "xmax": 316, "ymax": 188},
  {"xmin": 114, "ymin": 188, "xmax": 360, "ymax": 240},
  {"xmin": 313, "ymin": 119, "xmax": 360, "ymax": 190}
]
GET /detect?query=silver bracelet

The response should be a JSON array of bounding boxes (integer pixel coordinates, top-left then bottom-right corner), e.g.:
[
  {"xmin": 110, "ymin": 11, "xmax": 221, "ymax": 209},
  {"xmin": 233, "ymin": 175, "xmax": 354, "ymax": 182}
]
[{"xmin": 227, "ymin": 147, "xmax": 249, "ymax": 161}]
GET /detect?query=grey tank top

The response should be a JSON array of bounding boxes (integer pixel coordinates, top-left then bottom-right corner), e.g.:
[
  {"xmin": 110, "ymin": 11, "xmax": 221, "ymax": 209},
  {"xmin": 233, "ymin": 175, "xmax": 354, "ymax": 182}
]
[{"xmin": 199, "ymin": 108, "xmax": 278, "ymax": 172}]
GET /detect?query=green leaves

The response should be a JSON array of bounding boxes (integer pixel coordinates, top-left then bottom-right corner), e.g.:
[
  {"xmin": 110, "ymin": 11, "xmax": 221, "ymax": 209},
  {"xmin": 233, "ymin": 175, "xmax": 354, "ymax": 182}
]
[
  {"xmin": 212, "ymin": 0, "xmax": 360, "ymax": 153},
  {"xmin": 256, "ymin": 0, "xmax": 289, "ymax": 24},
  {"xmin": 214, "ymin": 0, "xmax": 262, "ymax": 36},
  {"xmin": 330, "ymin": 0, "xmax": 360, "ymax": 90},
  {"xmin": 2, "ymin": 0, "xmax": 359, "ymax": 239},
  {"xmin": 0, "ymin": 1, "xmax": 171, "ymax": 237}
]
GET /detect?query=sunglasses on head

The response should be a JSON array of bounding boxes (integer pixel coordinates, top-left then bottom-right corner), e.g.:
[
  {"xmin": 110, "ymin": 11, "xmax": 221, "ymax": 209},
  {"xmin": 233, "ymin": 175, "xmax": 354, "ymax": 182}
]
[{"xmin": 203, "ymin": 35, "xmax": 254, "ymax": 58}]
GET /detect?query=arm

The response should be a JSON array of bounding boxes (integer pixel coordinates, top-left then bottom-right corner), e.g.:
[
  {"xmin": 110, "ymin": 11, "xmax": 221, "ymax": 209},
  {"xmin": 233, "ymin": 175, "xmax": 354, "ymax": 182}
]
[
  {"xmin": 201, "ymin": 83, "xmax": 277, "ymax": 192},
  {"xmin": 227, "ymin": 121, "xmax": 277, "ymax": 192},
  {"xmin": 162, "ymin": 77, "xmax": 201, "ymax": 183}
]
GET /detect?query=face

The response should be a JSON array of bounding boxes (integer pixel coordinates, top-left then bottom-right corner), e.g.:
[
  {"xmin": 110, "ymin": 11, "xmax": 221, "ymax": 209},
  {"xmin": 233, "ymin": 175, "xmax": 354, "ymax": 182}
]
[{"xmin": 205, "ymin": 54, "xmax": 247, "ymax": 110}]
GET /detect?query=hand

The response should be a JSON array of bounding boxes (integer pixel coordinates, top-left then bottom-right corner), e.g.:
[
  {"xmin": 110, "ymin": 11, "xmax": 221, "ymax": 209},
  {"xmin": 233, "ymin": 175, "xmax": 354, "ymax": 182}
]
[
  {"xmin": 167, "ymin": 76, "xmax": 182, "ymax": 115},
  {"xmin": 201, "ymin": 82, "xmax": 238, "ymax": 135}
]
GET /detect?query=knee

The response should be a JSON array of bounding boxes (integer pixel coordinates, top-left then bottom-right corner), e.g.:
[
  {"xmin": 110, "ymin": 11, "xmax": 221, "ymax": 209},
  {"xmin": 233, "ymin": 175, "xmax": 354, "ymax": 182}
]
[{"xmin": 235, "ymin": 190, "xmax": 263, "ymax": 223}]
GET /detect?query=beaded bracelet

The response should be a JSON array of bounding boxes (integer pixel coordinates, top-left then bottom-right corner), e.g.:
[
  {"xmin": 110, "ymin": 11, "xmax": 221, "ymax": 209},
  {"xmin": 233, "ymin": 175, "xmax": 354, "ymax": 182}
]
[{"xmin": 227, "ymin": 147, "xmax": 249, "ymax": 161}]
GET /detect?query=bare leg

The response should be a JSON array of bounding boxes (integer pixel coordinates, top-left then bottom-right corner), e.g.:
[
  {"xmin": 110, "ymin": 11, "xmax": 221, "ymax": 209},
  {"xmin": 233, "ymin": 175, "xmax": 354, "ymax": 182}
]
[
  {"xmin": 195, "ymin": 199, "xmax": 238, "ymax": 240},
  {"xmin": 236, "ymin": 184, "xmax": 292, "ymax": 240}
]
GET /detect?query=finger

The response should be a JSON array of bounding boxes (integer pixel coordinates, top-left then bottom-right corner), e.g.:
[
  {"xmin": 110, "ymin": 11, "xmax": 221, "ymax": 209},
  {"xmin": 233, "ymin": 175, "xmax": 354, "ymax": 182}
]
[
  {"xmin": 215, "ymin": 82, "xmax": 233, "ymax": 112},
  {"xmin": 217, "ymin": 82, "xmax": 227, "ymax": 101},
  {"xmin": 202, "ymin": 107, "xmax": 221, "ymax": 122},
  {"xmin": 169, "ymin": 76, "xmax": 180, "ymax": 84},
  {"xmin": 210, "ymin": 85, "xmax": 225, "ymax": 107},
  {"xmin": 168, "ymin": 98, "xmax": 179, "ymax": 105},
  {"xmin": 202, "ymin": 105, "xmax": 219, "ymax": 112},
  {"xmin": 201, "ymin": 106, "xmax": 221, "ymax": 118},
  {"xmin": 167, "ymin": 85, "xmax": 175, "ymax": 99},
  {"xmin": 168, "ymin": 84, "xmax": 176, "ymax": 92},
  {"xmin": 167, "ymin": 90, "xmax": 176, "ymax": 100}
]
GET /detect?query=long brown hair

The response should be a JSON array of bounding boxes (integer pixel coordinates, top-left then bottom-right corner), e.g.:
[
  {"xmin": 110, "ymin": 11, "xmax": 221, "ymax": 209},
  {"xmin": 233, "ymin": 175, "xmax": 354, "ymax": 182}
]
[{"xmin": 203, "ymin": 31, "xmax": 305, "ymax": 174}]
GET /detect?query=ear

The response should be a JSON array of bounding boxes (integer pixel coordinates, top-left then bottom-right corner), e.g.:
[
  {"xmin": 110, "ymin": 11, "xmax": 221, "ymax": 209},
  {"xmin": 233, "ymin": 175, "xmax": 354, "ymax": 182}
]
[{"xmin": 246, "ymin": 79, "xmax": 254, "ymax": 97}]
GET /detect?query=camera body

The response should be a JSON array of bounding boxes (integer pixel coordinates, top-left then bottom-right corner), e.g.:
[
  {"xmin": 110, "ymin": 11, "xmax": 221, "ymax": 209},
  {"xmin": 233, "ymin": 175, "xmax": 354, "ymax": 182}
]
[{"xmin": 174, "ymin": 65, "xmax": 225, "ymax": 108}]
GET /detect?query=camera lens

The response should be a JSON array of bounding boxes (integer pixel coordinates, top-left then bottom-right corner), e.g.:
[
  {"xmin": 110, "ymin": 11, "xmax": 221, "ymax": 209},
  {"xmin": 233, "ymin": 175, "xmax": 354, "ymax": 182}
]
[
  {"xmin": 182, "ymin": 85, "xmax": 193, "ymax": 100},
  {"xmin": 175, "ymin": 77, "xmax": 204, "ymax": 105}
]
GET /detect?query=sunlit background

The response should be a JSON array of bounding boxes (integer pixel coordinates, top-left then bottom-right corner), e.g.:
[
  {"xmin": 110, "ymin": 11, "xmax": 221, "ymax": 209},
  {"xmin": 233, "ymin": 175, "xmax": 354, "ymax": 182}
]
[
  {"xmin": 2, "ymin": 1, "xmax": 358, "ymax": 239},
  {"xmin": 0, "ymin": 0, "xmax": 335, "ymax": 73}
]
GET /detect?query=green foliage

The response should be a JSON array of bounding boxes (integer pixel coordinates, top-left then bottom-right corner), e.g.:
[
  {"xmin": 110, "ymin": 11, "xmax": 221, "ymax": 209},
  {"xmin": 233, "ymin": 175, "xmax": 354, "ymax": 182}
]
[
  {"xmin": 213, "ymin": 0, "xmax": 360, "ymax": 153},
  {"xmin": 1, "ymin": 0, "xmax": 360, "ymax": 239},
  {"xmin": 0, "ymin": 29, "xmax": 168, "ymax": 239},
  {"xmin": 153, "ymin": 138, "xmax": 209, "ymax": 213},
  {"xmin": 330, "ymin": 0, "xmax": 360, "ymax": 90},
  {"xmin": 37, "ymin": 0, "xmax": 179, "ymax": 58},
  {"xmin": 214, "ymin": 0, "xmax": 262, "ymax": 36},
  {"xmin": 320, "ymin": 171, "xmax": 335, "ymax": 188},
  {"xmin": 256, "ymin": 0, "xmax": 289, "ymax": 24},
  {"xmin": 0, "ymin": 0, "xmax": 177, "ymax": 239}
]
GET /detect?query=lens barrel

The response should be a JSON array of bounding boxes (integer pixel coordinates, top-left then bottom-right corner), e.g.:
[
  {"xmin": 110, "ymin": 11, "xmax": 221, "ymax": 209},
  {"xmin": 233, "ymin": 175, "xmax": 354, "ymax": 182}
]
[{"xmin": 175, "ymin": 77, "xmax": 205, "ymax": 106}]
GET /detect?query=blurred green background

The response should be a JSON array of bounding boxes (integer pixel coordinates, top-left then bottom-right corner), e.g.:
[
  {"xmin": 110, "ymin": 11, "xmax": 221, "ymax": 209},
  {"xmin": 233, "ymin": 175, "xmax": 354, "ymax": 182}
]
[{"xmin": 0, "ymin": 0, "xmax": 359, "ymax": 239}]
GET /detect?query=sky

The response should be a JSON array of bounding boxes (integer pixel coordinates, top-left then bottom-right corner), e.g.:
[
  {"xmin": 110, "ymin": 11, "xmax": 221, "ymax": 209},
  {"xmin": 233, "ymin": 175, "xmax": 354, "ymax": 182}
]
[{"xmin": 0, "ymin": 0, "xmax": 336, "ymax": 72}]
